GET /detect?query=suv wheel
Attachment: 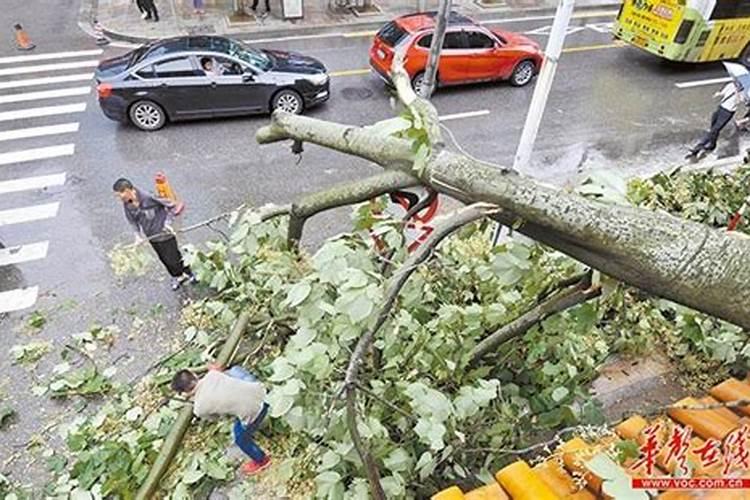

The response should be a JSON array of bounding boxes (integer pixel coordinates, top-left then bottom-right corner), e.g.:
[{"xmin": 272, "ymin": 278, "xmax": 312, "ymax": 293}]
[
  {"xmin": 510, "ymin": 60, "xmax": 536, "ymax": 87},
  {"xmin": 272, "ymin": 89, "xmax": 304, "ymax": 114},
  {"xmin": 129, "ymin": 100, "xmax": 166, "ymax": 131},
  {"xmin": 411, "ymin": 72, "xmax": 427, "ymax": 95}
]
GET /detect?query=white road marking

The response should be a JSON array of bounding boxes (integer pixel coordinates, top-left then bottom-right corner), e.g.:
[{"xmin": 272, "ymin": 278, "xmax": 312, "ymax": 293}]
[
  {"xmin": 525, "ymin": 25, "xmax": 586, "ymax": 36},
  {"xmin": 0, "ymin": 202, "xmax": 59, "ymax": 226},
  {"xmin": 246, "ymin": 32, "xmax": 349, "ymax": 44},
  {"xmin": 0, "ymin": 60, "xmax": 99, "ymax": 77},
  {"xmin": 0, "ymin": 103, "xmax": 86, "ymax": 122},
  {"xmin": 0, "ymin": 241, "xmax": 48, "ymax": 267},
  {"xmin": 482, "ymin": 9, "xmax": 618, "ymax": 24},
  {"xmin": 0, "ymin": 286, "xmax": 39, "ymax": 314},
  {"xmin": 675, "ymin": 76, "xmax": 732, "ymax": 89},
  {"xmin": 586, "ymin": 22, "xmax": 615, "ymax": 33},
  {"xmin": 0, "ymin": 123, "xmax": 79, "ymax": 142},
  {"xmin": 0, "ymin": 73, "xmax": 94, "ymax": 91},
  {"xmin": 0, "ymin": 86, "xmax": 90, "ymax": 104},
  {"xmin": 0, "ymin": 144, "xmax": 75, "ymax": 166},
  {"xmin": 243, "ymin": 10, "xmax": 619, "ymax": 43},
  {"xmin": 0, "ymin": 173, "xmax": 66, "ymax": 194},
  {"xmin": 439, "ymin": 110, "xmax": 491, "ymax": 121},
  {"xmin": 0, "ymin": 49, "xmax": 103, "ymax": 65}
]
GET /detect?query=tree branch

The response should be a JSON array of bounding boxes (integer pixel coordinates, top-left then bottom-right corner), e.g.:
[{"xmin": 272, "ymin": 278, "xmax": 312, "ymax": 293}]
[
  {"xmin": 469, "ymin": 275, "xmax": 602, "ymax": 364},
  {"xmin": 342, "ymin": 203, "xmax": 498, "ymax": 497},
  {"xmin": 287, "ymin": 171, "xmax": 420, "ymax": 248},
  {"xmin": 346, "ymin": 389, "xmax": 386, "ymax": 500},
  {"xmin": 391, "ymin": 52, "xmax": 442, "ymax": 149},
  {"xmin": 135, "ymin": 311, "xmax": 253, "ymax": 500},
  {"xmin": 257, "ymin": 111, "xmax": 414, "ymax": 169},
  {"xmin": 255, "ymin": 59, "xmax": 750, "ymax": 330}
]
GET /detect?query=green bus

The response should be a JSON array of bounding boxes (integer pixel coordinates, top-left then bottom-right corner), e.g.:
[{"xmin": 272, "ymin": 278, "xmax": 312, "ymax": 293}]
[{"xmin": 612, "ymin": 0, "xmax": 750, "ymax": 65}]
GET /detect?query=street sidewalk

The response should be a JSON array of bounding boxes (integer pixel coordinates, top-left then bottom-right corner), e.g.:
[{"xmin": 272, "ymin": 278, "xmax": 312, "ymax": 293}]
[{"xmin": 86, "ymin": 0, "xmax": 621, "ymax": 44}]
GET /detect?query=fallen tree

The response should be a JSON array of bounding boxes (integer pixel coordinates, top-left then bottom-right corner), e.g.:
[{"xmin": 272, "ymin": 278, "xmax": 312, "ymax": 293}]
[
  {"xmin": 256, "ymin": 61, "xmax": 750, "ymax": 331},
  {"xmin": 115, "ymin": 61, "xmax": 750, "ymax": 497}
]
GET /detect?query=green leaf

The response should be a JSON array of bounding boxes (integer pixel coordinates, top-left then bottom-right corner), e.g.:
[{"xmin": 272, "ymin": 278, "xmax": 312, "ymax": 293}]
[
  {"xmin": 415, "ymin": 452, "xmax": 436, "ymax": 481},
  {"xmin": 204, "ymin": 459, "xmax": 228, "ymax": 480},
  {"xmin": 365, "ymin": 117, "xmax": 412, "ymax": 137},
  {"xmin": 551, "ymin": 386, "xmax": 569, "ymax": 403},
  {"xmin": 268, "ymin": 357, "xmax": 296, "ymax": 382},
  {"xmin": 412, "ymin": 143, "xmax": 430, "ymax": 176},
  {"xmin": 615, "ymin": 440, "xmax": 641, "ymax": 464},
  {"xmin": 383, "ymin": 448, "xmax": 412, "ymax": 474},
  {"xmin": 286, "ymin": 281, "xmax": 312, "ymax": 308},
  {"xmin": 182, "ymin": 467, "xmax": 204, "ymax": 485},
  {"xmin": 319, "ymin": 450, "xmax": 340, "ymax": 471}
]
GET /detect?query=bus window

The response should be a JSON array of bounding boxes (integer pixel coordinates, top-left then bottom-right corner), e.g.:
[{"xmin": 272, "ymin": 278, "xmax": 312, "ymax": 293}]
[{"xmin": 711, "ymin": 0, "xmax": 750, "ymax": 20}]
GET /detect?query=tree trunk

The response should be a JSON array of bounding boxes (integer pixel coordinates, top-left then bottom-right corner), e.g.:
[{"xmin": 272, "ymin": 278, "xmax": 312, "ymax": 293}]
[
  {"xmin": 135, "ymin": 311, "xmax": 252, "ymax": 500},
  {"xmin": 255, "ymin": 51, "xmax": 750, "ymax": 331}
]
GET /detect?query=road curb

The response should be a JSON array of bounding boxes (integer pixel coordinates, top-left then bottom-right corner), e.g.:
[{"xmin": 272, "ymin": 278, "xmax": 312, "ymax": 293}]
[{"xmin": 91, "ymin": 3, "xmax": 621, "ymax": 45}]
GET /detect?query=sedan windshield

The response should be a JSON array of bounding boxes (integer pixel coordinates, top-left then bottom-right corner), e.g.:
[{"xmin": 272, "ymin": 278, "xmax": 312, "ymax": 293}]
[{"xmin": 230, "ymin": 42, "xmax": 272, "ymax": 72}]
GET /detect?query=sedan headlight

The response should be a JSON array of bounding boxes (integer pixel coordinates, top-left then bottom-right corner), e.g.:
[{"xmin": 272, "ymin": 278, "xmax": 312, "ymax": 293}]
[{"xmin": 305, "ymin": 73, "xmax": 329, "ymax": 86}]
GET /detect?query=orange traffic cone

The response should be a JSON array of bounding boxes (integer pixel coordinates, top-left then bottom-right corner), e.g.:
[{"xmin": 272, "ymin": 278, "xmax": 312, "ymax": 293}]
[
  {"xmin": 155, "ymin": 172, "xmax": 185, "ymax": 215},
  {"xmin": 14, "ymin": 24, "xmax": 35, "ymax": 51}
]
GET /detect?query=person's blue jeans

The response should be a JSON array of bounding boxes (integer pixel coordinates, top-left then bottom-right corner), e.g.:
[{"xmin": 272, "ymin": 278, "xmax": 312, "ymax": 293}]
[
  {"xmin": 233, "ymin": 402, "xmax": 269, "ymax": 462},
  {"xmin": 226, "ymin": 366, "xmax": 268, "ymax": 463}
]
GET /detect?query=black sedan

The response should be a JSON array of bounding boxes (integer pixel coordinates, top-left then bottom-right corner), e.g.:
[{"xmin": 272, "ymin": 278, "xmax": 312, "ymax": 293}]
[{"xmin": 95, "ymin": 36, "xmax": 330, "ymax": 131}]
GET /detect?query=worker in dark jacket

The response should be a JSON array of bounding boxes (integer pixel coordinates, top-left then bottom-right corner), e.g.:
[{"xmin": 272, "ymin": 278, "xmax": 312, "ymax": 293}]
[{"xmin": 113, "ymin": 177, "xmax": 194, "ymax": 290}]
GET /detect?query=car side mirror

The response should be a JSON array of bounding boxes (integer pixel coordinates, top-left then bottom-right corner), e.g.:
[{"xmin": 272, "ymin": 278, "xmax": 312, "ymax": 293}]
[{"xmin": 242, "ymin": 73, "xmax": 254, "ymax": 82}]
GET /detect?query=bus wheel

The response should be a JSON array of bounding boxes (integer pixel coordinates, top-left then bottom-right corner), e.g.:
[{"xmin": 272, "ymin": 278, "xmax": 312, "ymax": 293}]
[{"xmin": 741, "ymin": 43, "xmax": 750, "ymax": 68}]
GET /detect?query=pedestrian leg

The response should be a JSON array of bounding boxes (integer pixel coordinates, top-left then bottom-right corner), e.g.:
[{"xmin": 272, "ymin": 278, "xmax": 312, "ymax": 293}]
[
  {"xmin": 136, "ymin": 0, "xmax": 150, "ymax": 19},
  {"xmin": 264, "ymin": 0, "xmax": 271, "ymax": 12},
  {"xmin": 705, "ymin": 108, "xmax": 735, "ymax": 151},
  {"xmin": 233, "ymin": 403, "xmax": 271, "ymax": 474},
  {"xmin": 149, "ymin": 236, "xmax": 189, "ymax": 278}
]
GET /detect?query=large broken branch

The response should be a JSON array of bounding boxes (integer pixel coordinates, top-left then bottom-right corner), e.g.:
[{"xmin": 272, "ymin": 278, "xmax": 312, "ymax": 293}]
[
  {"xmin": 257, "ymin": 111, "xmax": 414, "ymax": 169},
  {"xmin": 287, "ymin": 171, "xmax": 419, "ymax": 247},
  {"xmin": 469, "ymin": 274, "xmax": 602, "ymax": 364},
  {"xmin": 135, "ymin": 311, "xmax": 252, "ymax": 500},
  {"xmin": 342, "ymin": 203, "xmax": 498, "ymax": 496},
  {"xmin": 255, "ymin": 73, "xmax": 750, "ymax": 330}
]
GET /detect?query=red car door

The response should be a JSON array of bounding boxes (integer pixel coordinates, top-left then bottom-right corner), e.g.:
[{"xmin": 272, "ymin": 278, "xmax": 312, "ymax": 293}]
[
  {"xmin": 465, "ymin": 30, "xmax": 514, "ymax": 81},
  {"xmin": 413, "ymin": 30, "xmax": 471, "ymax": 84}
]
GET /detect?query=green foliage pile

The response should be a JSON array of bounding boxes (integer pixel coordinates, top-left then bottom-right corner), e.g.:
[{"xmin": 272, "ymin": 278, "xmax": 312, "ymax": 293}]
[{"xmin": 35, "ymin": 165, "xmax": 750, "ymax": 498}]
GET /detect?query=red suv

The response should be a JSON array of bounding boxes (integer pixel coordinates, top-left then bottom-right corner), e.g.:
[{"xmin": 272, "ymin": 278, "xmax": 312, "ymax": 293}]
[{"xmin": 370, "ymin": 12, "xmax": 543, "ymax": 92}]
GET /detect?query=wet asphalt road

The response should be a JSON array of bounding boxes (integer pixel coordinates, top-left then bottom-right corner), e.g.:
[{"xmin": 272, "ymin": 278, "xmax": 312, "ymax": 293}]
[{"xmin": 0, "ymin": 0, "xmax": 747, "ymax": 485}]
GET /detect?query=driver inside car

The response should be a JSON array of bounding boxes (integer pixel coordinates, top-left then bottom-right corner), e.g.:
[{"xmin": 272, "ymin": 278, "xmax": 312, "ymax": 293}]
[{"xmin": 201, "ymin": 57, "xmax": 224, "ymax": 77}]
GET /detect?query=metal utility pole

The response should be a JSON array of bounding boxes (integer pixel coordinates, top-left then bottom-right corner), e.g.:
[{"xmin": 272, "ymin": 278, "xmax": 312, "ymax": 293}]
[
  {"xmin": 492, "ymin": 0, "xmax": 574, "ymax": 244},
  {"xmin": 420, "ymin": 0, "xmax": 451, "ymax": 98},
  {"xmin": 513, "ymin": 0, "xmax": 575, "ymax": 173}
]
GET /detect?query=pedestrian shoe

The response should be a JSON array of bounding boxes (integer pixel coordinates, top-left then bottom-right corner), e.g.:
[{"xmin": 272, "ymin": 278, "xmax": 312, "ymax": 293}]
[
  {"xmin": 240, "ymin": 456, "xmax": 271, "ymax": 476},
  {"xmin": 141, "ymin": 12, "xmax": 149, "ymax": 19},
  {"xmin": 171, "ymin": 277, "xmax": 182, "ymax": 291}
]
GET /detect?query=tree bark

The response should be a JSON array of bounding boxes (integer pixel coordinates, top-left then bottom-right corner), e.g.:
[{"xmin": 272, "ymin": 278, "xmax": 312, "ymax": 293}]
[
  {"xmin": 135, "ymin": 311, "xmax": 252, "ymax": 500},
  {"xmin": 287, "ymin": 171, "xmax": 419, "ymax": 247},
  {"xmin": 469, "ymin": 278, "xmax": 602, "ymax": 364}
]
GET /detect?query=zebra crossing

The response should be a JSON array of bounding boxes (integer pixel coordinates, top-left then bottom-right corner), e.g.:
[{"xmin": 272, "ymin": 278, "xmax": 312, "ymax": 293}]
[{"xmin": 0, "ymin": 48, "xmax": 101, "ymax": 315}]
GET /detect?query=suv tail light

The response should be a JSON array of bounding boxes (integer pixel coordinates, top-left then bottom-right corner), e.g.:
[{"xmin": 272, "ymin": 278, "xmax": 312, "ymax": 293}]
[{"xmin": 97, "ymin": 83, "xmax": 113, "ymax": 99}]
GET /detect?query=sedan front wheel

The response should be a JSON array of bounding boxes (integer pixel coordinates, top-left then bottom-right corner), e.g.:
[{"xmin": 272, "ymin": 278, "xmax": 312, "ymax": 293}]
[
  {"xmin": 510, "ymin": 60, "xmax": 536, "ymax": 87},
  {"xmin": 129, "ymin": 100, "xmax": 166, "ymax": 131},
  {"xmin": 272, "ymin": 89, "xmax": 304, "ymax": 115}
]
